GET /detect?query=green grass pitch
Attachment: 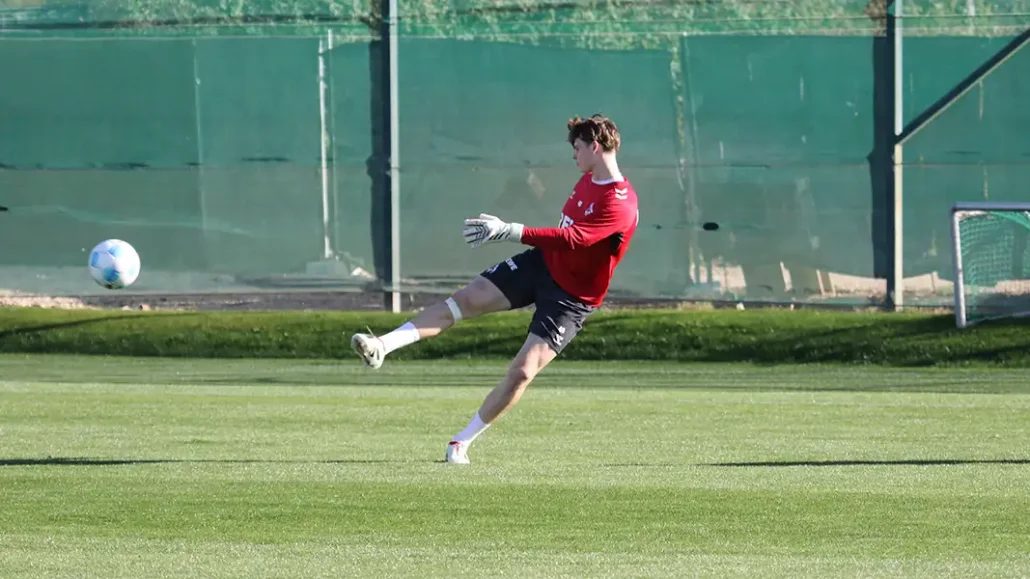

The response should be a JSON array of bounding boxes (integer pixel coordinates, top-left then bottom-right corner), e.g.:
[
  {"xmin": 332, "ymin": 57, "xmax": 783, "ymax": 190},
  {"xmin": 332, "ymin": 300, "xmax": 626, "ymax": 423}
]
[{"xmin": 1, "ymin": 354, "xmax": 1029, "ymax": 578}]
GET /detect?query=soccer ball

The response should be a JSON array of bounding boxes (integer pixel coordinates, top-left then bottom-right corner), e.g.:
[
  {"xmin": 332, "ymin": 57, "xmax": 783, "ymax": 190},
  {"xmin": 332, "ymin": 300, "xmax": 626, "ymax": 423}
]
[{"xmin": 88, "ymin": 239, "xmax": 141, "ymax": 289}]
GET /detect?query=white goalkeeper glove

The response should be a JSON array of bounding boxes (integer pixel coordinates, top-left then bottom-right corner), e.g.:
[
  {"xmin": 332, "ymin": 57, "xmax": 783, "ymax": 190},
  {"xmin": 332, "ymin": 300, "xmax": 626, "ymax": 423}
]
[{"xmin": 462, "ymin": 213, "xmax": 524, "ymax": 248}]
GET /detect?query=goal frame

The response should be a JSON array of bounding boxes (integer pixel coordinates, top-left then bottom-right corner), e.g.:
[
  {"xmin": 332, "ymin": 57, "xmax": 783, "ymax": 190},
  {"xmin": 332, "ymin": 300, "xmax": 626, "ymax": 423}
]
[{"xmin": 950, "ymin": 201, "xmax": 1030, "ymax": 328}]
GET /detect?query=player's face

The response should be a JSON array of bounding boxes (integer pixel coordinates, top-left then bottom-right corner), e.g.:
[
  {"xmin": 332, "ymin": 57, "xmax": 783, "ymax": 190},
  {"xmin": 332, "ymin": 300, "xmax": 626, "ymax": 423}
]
[{"xmin": 572, "ymin": 138, "xmax": 597, "ymax": 173}]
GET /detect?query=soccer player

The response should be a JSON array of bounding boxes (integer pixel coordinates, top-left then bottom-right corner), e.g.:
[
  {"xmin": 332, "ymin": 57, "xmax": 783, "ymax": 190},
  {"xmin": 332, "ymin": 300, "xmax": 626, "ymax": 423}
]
[{"xmin": 350, "ymin": 114, "xmax": 639, "ymax": 464}]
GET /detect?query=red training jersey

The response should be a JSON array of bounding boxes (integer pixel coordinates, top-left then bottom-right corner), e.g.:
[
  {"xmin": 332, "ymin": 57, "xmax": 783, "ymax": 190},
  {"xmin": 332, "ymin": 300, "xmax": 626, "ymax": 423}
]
[{"xmin": 520, "ymin": 173, "xmax": 639, "ymax": 307}]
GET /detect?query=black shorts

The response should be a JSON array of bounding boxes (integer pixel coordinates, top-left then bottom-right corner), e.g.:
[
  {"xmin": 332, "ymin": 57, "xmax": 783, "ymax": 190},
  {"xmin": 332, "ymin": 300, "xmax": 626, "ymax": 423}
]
[{"xmin": 480, "ymin": 248, "xmax": 595, "ymax": 354}]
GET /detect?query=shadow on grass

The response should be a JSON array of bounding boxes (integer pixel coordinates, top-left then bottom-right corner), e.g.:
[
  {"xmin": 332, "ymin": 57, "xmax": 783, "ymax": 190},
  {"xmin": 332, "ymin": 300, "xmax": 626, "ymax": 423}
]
[
  {"xmin": 0, "ymin": 314, "xmax": 188, "ymax": 339},
  {"xmin": 579, "ymin": 313, "xmax": 1030, "ymax": 366},
  {"xmin": 0, "ymin": 457, "xmax": 402, "ymax": 467},
  {"xmin": 705, "ymin": 458, "xmax": 1030, "ymax": 467}
]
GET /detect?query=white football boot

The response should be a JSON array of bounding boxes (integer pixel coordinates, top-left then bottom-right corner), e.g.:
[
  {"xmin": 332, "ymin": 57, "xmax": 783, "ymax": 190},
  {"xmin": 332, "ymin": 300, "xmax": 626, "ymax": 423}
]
[
  {"xmin": 445, "ymin": 441, "xmax": 471, "ymax": 464},
  {"xmin": 350, "ymin": 333, "xmax": 385, "ymax": 369}
]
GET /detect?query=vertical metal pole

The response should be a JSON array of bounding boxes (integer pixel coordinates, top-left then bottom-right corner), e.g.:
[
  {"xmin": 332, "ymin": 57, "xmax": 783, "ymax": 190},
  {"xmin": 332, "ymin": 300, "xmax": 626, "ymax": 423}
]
[
  {"xmin": 676, "ymin": 36, "xmax": 704, "ymax": 291},
  {"xmin": 192, "ymin": 39, "xmax": 209, "ymax": 262},
  {"xmin": 890, "ymin": 0, "xmax": 905, "ymax": 310},
  {"xmin": 386, "ymin": 0, "xmax": 402, "ymax": 312},
  {"xmin": 327, "ymin": 30, "xmax": 340, "ymax": 261},
  {"xmin": 950, "ymin": 207, "xmax": 967, "ymax": 328},
  {"xmin": 318, "ymin": 37, "xmax": 333, "ymax": 260}
]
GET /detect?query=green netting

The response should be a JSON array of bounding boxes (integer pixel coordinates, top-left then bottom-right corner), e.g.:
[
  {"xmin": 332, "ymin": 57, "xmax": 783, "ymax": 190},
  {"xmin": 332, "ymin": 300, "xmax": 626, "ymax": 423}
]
[
  {"xmin": 956, "ymin": 209, "xmax": 1030, "ymax": 324},
  {"xmin": 0, "ymin": 37, "xmax": 336, "ymax": 279},
  {"xmin": 680, "ymin": 35, "xmax": 875, "ymax": 302},
  {"xmin": 0, "ymin": 0, "xmax": 1028, "ymax": 302},
  {"xmin": 193, "ymin": 37, "xmax": 326, "ymax": 276},
  {"xmin": 394, "ymin": 38, "xmax": 679, "ymax": 297},
  {"xmin": 3, "ymin": 0, "xmax": 1029, "ymax": 38},
  {"xmin": 903, "ymin": 35, "xmax": 1030, "ymax": 305},
  {"xmin": 0, "ymin": 38, "xmax": 206, "ymax": 274}
]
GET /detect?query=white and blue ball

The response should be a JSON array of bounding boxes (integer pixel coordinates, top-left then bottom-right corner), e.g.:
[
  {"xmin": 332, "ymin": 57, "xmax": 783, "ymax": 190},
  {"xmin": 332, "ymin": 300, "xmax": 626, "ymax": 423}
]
[{"xmin": 88, "ymin": 239, "xmax": 141, "ymax": 289}]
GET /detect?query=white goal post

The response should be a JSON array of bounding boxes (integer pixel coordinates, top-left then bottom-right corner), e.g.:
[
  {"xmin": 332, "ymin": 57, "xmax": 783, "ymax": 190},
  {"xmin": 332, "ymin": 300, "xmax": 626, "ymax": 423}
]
[{"xmin": 951, "ymin": 201, "xmax": 1030, "ymax": 328}]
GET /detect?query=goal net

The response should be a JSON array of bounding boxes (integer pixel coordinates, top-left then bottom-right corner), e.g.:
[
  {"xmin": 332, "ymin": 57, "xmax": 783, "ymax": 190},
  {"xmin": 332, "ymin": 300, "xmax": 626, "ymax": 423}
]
[{"xmin": 951, "ymin": 202, "xmax": 1030, "ymax": 328}]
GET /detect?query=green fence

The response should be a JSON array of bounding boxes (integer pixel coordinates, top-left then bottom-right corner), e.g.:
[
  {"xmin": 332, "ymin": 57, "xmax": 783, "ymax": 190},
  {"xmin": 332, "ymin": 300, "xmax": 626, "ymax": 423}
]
[
  {"xmin": 1, "ymin": 0, "xmax": 1029, "ymax": 307},
  {"xmin": 0, "ymin": 34, "xmax": 353, "ymax": 293}
]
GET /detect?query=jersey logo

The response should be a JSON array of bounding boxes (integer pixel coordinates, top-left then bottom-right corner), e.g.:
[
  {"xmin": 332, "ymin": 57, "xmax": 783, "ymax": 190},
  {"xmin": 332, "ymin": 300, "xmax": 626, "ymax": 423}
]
[
  {"xmin": 559, "ymin": 213, "xmax": 575, "ymax": 229},
  {"xmin": 584, "ymin": 202, "xmax": 594, "ymax": 216},
  {"xmin": 614, "ymin": 188, "xmax": 629, "ymax": 200}
]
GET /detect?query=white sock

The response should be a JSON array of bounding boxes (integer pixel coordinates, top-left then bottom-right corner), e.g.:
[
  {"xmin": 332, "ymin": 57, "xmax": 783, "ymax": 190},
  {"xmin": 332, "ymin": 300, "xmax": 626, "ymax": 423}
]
[
  {"xmin": 452, "ymin": 412, "xmax": 491, "ymax": 444},
  {"xmin": 378, "ymin": 322, "xmax": 420, "ymax": 355}
]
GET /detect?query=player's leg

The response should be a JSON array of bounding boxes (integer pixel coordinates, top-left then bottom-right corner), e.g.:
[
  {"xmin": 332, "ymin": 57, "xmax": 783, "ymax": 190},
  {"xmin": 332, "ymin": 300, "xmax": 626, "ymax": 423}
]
[
  {"xmin": 446, "ymin": 286, "xmax": 594, "ymax": 464},
  {"xmin": 351, "ymin": 251, "xmax": 537, "ymax": 369},
  {"xmin": 444, "ymin": 333, "xmax": 556, "ymax": 464},
  {"xmin": 350, "ymin": 276, "xmax": 509, "ymax": 368}
]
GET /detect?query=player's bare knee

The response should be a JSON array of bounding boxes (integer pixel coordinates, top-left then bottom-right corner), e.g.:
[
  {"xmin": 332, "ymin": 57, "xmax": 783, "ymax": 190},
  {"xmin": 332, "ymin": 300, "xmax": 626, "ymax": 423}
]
[{"xmin": 506, "ymin": 363, "xmax": 537, "ymax": 387}]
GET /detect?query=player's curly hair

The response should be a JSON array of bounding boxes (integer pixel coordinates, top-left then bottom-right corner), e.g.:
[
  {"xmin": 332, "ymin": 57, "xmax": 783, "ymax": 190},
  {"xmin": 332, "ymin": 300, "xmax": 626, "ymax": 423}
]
[{"xmin": 567, "ymin": 114, "xmax": 621, "ymax": 153}]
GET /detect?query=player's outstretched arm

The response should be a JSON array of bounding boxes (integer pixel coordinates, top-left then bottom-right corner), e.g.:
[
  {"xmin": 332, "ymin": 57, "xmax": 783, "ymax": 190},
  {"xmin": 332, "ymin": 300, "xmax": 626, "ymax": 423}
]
[
  {"xmin": 463, "ymin": 195, "xmax": 635, "ymax": 251},
  {"xmin": 520, "ymin": 198, "xmax": 635, "ymax": 251}
]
